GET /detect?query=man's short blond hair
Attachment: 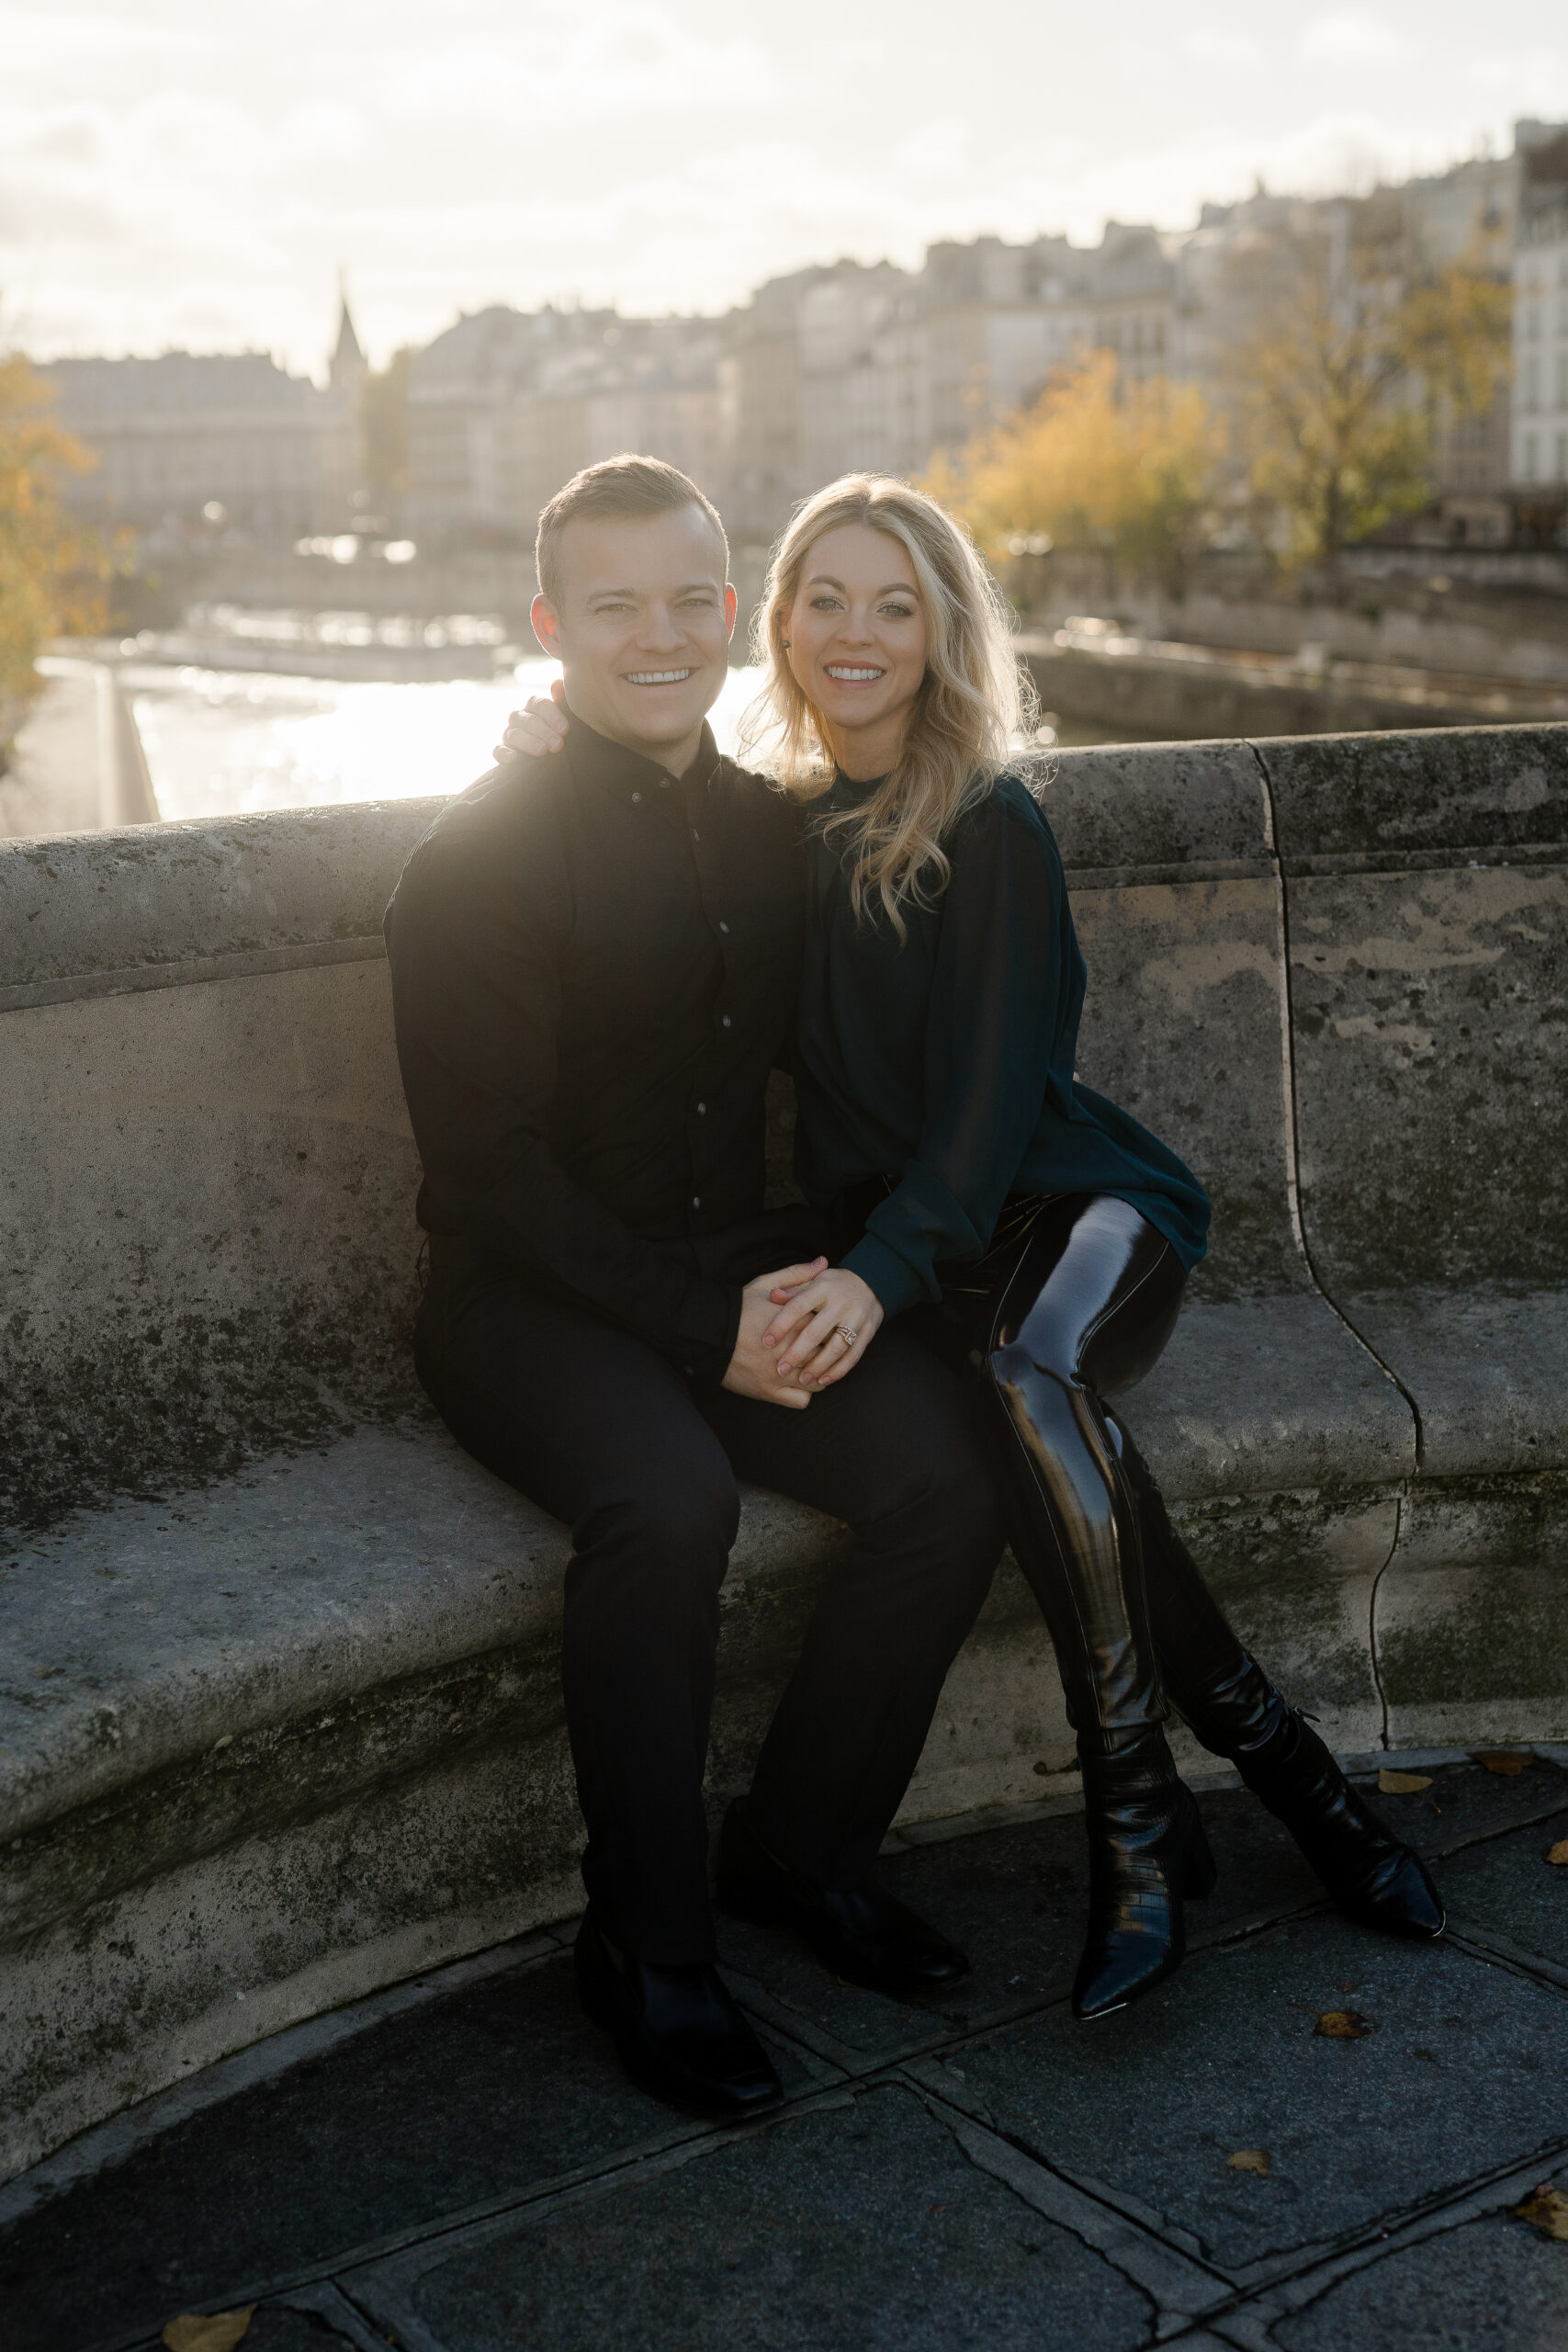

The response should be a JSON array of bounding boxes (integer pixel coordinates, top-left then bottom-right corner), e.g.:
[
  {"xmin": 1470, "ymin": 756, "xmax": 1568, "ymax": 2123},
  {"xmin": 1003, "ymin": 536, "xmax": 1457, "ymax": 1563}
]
[{"xmin": 535, "ymin": 454, "xmax": 728, "ymax": 605}]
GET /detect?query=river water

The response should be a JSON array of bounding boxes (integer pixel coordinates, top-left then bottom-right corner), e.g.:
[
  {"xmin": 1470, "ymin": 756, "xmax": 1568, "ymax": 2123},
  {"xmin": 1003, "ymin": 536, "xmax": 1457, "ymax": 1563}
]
[{"xmin": 127, "ymin": 658, "xmax": 773, "ymax": 822}]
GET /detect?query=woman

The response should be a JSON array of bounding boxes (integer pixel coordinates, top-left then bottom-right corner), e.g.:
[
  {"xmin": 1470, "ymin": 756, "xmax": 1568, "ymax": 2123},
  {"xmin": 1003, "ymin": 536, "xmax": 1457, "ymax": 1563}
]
[{"xmin": 501, "ymin": 473, "xmax": 1443, "ymax": 2020}]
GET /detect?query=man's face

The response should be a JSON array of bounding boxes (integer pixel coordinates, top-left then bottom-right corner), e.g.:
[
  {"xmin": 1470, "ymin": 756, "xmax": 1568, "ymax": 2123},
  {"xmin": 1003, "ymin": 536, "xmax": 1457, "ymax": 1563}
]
[{"xmin": 531, "ymin": 505, "xmax": 736, "ymax": 766}]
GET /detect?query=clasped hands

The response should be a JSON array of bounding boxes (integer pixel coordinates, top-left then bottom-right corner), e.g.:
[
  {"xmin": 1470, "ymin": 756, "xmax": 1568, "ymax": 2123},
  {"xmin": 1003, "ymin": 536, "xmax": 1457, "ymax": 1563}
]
[{"xmin": 722, "ymin": 1258, "xmax": 885, "ymax": 1409}]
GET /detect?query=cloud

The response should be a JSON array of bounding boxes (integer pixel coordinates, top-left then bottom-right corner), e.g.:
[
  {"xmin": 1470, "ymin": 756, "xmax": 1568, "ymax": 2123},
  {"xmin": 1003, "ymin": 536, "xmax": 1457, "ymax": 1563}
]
[
  {"xmin": 1296, "ymin": 11, "xmax": 1405, "ymax": 62},
  {"xmin": 380, "ymin": 6, "xmax": 771, "ymax": 124},
  {"xmin": 1181, "ymin": 28, "xmax": 1263, "ymax": 67}
]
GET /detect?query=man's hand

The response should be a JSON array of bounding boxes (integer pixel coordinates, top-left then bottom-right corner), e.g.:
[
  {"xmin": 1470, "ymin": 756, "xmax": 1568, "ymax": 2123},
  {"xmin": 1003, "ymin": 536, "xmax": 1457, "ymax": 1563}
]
[
  {"xmin": 493, "ymin": 677, "xmax": 570, "ymax": 763},
  {"xmin": 721, "ymin": 1259, "xmax": 828, "ymax": 1408},
  {"xmin": 765, "ymin": 1265, "xmax": 884, "ymax": 1389}
]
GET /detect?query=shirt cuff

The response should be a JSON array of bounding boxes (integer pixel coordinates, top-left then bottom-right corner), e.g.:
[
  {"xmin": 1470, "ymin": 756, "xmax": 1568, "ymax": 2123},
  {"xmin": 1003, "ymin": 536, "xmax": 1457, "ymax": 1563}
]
[
  {"xmin": 674, "ymin": 1274, "xmax": 744, "ymax": 1384},
  {"xmin": 841, "ymin": 1233, "xmax": 928, "ymax": 1322}
]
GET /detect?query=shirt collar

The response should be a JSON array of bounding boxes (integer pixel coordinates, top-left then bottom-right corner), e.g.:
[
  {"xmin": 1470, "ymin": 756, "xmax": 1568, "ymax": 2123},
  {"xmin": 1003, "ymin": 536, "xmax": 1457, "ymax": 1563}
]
[{"xmin": 563, "ymin": 706, "xmax": 722, "ymax": 808}]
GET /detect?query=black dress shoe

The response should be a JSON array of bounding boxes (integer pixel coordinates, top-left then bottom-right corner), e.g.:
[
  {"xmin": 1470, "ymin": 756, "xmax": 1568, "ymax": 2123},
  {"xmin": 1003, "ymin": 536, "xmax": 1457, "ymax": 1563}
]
[
  {"xmin": 574, "ymin": 1914, "xmax": 783, "ymax": 2121},
  {"xmin": 716, "ymin": 1798, "xmax": 971, "ymax": 1996},
  {"xmin": 1074, "ymin": 1727, "xmax": 1217, "ymax": 2022}
]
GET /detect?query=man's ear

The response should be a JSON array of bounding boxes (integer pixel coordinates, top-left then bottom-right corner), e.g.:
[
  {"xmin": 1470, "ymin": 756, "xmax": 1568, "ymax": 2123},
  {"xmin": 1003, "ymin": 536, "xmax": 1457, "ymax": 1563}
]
[
  {"xmin": 724, "ymin": 582, "xmax": 738, "ymax": 642},
  {"xmin": 531, "ymin": 593, "xmax": 563, "ymax": 659}
]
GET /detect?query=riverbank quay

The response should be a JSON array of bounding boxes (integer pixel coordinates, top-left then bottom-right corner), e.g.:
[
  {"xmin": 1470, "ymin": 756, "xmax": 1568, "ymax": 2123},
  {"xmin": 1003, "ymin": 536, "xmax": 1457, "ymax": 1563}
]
[
  {"xmin": 1020, "ymin": 629, "xmax": 1568, "ymax": 744},
  {"xmin": 1, "ymin": 725, "xmax": 1564, "ymax": 2255}
]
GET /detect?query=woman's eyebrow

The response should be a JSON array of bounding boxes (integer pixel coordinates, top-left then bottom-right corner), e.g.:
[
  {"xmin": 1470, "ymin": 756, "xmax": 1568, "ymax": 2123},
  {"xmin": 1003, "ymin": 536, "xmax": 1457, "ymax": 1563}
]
[{"xmin": 805, "ymin": 573, "xmax": 919, "ymax": 596}]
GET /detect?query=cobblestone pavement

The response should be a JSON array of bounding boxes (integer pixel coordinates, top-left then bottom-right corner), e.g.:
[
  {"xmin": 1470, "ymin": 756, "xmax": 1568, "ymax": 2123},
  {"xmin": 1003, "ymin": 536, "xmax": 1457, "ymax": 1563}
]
[{"xmin": 5, "ymin": 1754, "xmax": 1567, "ymax": 2352}]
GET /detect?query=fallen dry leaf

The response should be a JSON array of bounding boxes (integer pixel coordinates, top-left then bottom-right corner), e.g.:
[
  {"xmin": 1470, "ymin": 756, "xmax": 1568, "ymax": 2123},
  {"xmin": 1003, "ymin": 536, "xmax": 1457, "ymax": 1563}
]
[
  {"xmin": 1547, "ymin": 1840, "xmax": 1568, "ymax": 1868},
  {"xmin": 161, "ymin": 2313, "xmax": 254, "ymax": 2352},
  {"xmin": 1314, "ymin": 2009, "xmax": 1373, "ymax": 2040},
  {"xmin": 1512, "ymin": 2186, "xmax": 1568, "ymax": 2243},
  {"xmin": 1473, "ymin": 1749, "xmax": 1529, "ymax": 1777},
  {"xmin": 1378, "ymin": 1770, "xmax": 1432, "ymax": 1793},
  {"xmin": 1227, "ymin": 2149, "xmax": 1270, "ymax": 2177}
]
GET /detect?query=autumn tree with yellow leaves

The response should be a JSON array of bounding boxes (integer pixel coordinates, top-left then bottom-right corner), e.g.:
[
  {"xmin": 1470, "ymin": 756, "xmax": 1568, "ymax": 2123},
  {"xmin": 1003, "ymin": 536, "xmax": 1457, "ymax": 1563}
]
[
  {"xmin": 928, "ymin": 351, "xmax": 1226, "ymax": 598},
  {"xmin": 1223, "ymin": 210, "xmax": 1511, "ymax": 566},
  {"xmin": 0, "ymin": 353, "xmax": 111, "ymax": 722}
]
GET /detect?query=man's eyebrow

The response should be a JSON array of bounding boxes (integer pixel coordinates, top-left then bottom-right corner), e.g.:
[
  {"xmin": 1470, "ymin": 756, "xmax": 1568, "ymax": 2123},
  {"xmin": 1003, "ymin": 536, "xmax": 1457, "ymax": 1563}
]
[{"xmin": 583, "ymin": 579, "xmax": 722, "ymax": 600}]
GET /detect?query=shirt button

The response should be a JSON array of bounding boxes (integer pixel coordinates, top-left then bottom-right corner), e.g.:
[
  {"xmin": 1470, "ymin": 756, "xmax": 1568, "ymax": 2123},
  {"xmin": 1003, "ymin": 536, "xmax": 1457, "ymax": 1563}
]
[
  {"xmin": 721, "ymin": 1014, "xmax": 731, "ymax": 1028},
  {"xmin": 692, "ymin": 1194, "xmax": 701, "ymax": 1208},
  {"xmin": 696, "ymin": 1101, "xmax": 706, "ymax": 1114},
  {"xmin": 692, "ymin": 829, "xmax": 701, "ymax": 842},
  {"xmin": 631, "ymin": 791, "xmax": 642, "ymax": 804},
  {"xmin": 718, "ymin": 921, "xmax": 729, "ymax": 933}
]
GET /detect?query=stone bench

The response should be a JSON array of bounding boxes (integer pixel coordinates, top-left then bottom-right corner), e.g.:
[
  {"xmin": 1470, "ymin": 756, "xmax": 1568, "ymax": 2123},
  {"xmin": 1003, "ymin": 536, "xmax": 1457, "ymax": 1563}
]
[{"xmin": 1, "ymin": 721, "xmax": 1563, "ymax": 2185}]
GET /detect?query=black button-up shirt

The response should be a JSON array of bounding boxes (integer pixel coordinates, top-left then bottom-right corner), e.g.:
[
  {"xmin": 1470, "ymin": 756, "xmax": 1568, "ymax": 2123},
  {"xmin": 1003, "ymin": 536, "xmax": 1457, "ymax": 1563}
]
[{"xmin": 384, "ymin": 712, "xmax": 804, "ymax": 1380}]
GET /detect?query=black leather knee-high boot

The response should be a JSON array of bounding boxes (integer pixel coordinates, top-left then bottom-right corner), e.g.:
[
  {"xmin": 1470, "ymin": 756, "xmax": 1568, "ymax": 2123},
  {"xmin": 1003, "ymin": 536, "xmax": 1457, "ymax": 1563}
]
[
  {"xmin": 1108, "ymin": 1416, "xmax": 1444, "ymax": 1939},
  {"xmin": 987, "ymin": 1343, "xmax": 1217, "ymax": 2018}
]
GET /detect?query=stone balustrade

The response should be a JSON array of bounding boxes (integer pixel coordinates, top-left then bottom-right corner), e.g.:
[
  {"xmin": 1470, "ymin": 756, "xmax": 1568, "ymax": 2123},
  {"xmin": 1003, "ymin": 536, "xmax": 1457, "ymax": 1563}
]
[{"xmin": 1, "ymin": 722, "xmax": 1564, "ymax": 2185}]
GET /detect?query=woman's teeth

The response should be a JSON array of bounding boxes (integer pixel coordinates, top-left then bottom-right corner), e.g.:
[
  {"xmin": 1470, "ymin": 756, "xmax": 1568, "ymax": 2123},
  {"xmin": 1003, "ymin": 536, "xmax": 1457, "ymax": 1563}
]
[
  {"xmin": 626, "ymin": 669, "xmax": 693, "ymax": 684},
  {"xmin": 825, "ymin": 666, "xmax": 884, "ymax": 682}
]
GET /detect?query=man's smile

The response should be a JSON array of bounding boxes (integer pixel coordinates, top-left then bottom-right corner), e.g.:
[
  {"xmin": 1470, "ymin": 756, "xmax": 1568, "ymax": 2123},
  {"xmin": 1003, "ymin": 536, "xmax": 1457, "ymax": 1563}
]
[{"xmin": 625, "ymin": 668, "xmax": 694, "ymax": 685}]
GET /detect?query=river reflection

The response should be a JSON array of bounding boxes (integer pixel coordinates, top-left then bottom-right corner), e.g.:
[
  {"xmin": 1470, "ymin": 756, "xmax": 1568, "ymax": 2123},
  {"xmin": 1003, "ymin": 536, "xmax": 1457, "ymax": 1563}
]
[{"xmin": 129, "ymin": 659, "xmax": 772, "ymax": 823}]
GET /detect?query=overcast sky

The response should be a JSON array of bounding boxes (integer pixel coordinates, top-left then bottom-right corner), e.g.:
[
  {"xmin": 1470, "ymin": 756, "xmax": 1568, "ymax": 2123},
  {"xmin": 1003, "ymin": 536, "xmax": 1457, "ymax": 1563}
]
[{"xmin": 2, "ymin": 0, "xmax": 1564, "ymax": 376}]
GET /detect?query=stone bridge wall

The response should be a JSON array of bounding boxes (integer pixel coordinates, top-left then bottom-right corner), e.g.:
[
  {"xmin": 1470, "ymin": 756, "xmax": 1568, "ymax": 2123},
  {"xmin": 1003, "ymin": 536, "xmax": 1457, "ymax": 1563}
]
[{"xmin": 0, "ymin": 722, "xmax": 1564, "ymax": 2180}]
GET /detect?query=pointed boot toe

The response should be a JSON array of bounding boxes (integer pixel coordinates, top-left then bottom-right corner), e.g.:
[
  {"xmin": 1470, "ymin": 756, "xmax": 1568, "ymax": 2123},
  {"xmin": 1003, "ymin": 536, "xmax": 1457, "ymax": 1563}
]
[
  {"xmin": 1072, "ymin": 1734, "xmax": 1213, "ymax": 2023},
  {"xmin": 1340, "ymin": 1847, "xmax": 1446, "ymax": 1940}
]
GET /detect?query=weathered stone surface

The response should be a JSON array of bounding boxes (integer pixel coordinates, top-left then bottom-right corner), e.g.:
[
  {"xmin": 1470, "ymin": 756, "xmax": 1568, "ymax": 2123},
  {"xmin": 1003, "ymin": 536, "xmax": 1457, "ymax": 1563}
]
[
  {"xmin": 2, "ymin": 725, "xmax": 1565, "ymax": 2193},
  {"xmin": 956, "ymin": 1915, "xmax": 1568, "ymax": 2273},
  {"xmin": 0, "ymin": 799, "xmax": 439, "ymax": 999},
  {"xmin": 1075, "ymin": 875, "xmax": 1299, "ymax": 1300},
  {"xmin": 1433, "ymin": 1801, "xmax": 1568, "ymax": 1962},
  {"xmin": 1272, "ymin": 2208, "xmax": 1568, "ymax": 2352},
  {"xmin": 1038, "ymin": 737, "xmax": 1271, "ymax": 876},
  {"xmin": 0, "ymin": 962, "xmax": 425, "ymax": 1541},
  {"xmin": 0, "ymin": 1943, "xmax": 768, "ymax": 2352},
  {"xmin": 1287, "ymin": 865, "xmax": 1568, "ymax": 1295},
  {"xmin": 1260, "ymin": 723, "xmax": 1568, "ymax": 867},
  {"xmin": 387, "ymin": 2083, "xmax": 1156, "ymax": 2352}
]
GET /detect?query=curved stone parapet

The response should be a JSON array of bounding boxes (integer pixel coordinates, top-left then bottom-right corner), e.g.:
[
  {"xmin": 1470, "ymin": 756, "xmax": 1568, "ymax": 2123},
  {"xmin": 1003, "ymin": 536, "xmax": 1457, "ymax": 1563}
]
[{"xmin": 1, "ymin": 723, "xmax": 1564, "ymax": 2184}]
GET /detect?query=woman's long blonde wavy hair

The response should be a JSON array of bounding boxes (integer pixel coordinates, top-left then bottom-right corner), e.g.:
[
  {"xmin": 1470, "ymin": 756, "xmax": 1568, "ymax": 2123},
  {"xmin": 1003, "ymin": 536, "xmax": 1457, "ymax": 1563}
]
[{"xmin": 741, "ymin": 473, "xmax": 1032, "ymax": 935}]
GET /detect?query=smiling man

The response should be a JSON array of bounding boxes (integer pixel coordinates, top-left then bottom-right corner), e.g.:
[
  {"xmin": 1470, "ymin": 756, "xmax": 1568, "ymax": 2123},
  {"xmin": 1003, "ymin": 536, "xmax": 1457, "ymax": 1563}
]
[{"xmin": 383, "ymin": 456, "xmax": 1005, "ymax": 2121}]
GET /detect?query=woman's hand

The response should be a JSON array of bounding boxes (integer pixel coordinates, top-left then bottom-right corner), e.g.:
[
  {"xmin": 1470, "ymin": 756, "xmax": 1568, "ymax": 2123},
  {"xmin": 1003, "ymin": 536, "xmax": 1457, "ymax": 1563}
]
[
  {"xmin": 762, "ymin": 1266, "xmax": 884, "ymax": 1389},
  {"xmin": 493, "ymin": 677, "xmax": 570, "ymax": 763}
]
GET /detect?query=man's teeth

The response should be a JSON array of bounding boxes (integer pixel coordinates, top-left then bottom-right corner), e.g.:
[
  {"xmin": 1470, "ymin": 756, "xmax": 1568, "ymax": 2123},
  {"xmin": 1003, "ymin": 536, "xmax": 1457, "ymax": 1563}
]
[
  {"xmin": 626, "ymin": 669, "xmax": 693, "ymax": 684},
  {"xmin": 826, "ymin": 666, "xmax": 884, "ymax": 681}
]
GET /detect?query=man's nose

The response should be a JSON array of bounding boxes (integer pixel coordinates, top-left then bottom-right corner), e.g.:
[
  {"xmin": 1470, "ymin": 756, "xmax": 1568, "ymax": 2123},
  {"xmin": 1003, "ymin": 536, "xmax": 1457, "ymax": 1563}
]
[{"xmin": 637, "ymin": 603, "xmax": 686, "ymax": 650}]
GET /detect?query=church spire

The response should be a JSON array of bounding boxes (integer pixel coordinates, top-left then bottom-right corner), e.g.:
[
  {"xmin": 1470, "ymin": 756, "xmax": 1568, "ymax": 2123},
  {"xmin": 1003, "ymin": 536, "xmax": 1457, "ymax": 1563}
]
[{"xmin": 331, "ymin": 273, "xmax": 365, "ymax": 391}]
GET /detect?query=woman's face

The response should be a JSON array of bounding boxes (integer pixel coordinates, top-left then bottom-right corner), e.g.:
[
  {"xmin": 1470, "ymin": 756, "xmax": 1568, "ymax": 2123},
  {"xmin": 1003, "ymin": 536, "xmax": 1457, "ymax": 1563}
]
[{"xmin": 784, "ymin": 523, "xmax": 930, "ymax": 773}]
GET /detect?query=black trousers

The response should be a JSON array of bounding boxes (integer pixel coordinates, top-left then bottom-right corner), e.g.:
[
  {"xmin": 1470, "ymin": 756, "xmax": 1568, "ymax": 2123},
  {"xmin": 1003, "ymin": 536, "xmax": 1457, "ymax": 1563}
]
[{"xmin": 415, "ymin": 1211, "xmax": 1007, "ymax": 1963}]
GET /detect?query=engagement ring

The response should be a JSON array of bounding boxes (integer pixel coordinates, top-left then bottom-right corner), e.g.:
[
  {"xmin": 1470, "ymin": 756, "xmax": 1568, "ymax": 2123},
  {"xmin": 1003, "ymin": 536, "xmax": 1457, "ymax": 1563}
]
[{"xmin": 839, "ymin": 1325, "xmax": 858, "ymax": 1346}]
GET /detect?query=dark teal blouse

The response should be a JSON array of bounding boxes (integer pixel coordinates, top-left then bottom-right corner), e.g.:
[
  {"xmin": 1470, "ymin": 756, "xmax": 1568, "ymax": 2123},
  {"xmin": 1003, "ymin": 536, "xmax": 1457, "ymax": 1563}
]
[{"xmin": 793, "ymin": 768, "xmax": 1212, "ymax": 1319}]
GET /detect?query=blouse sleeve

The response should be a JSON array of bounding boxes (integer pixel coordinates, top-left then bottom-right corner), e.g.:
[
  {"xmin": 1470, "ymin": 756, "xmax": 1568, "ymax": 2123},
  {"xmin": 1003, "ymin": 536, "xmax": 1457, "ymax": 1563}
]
[{"xmin": 840, "ymin": 793, "xmax": 1071, "ymax": 1318}]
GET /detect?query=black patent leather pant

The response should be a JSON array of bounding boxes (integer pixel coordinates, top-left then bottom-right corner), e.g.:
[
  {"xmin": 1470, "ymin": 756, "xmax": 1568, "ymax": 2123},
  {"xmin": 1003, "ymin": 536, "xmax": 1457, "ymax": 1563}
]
[{"xmin": 930, "ymin": 1192, "xmax": 1197, "ymax": 1747}]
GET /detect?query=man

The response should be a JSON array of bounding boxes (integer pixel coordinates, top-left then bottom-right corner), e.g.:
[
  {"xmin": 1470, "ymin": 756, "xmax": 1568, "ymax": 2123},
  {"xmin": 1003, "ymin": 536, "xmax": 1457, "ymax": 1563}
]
[{"xmin": 385, "ymin": 455, "xmax": 1005, "ymax": 2120}]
